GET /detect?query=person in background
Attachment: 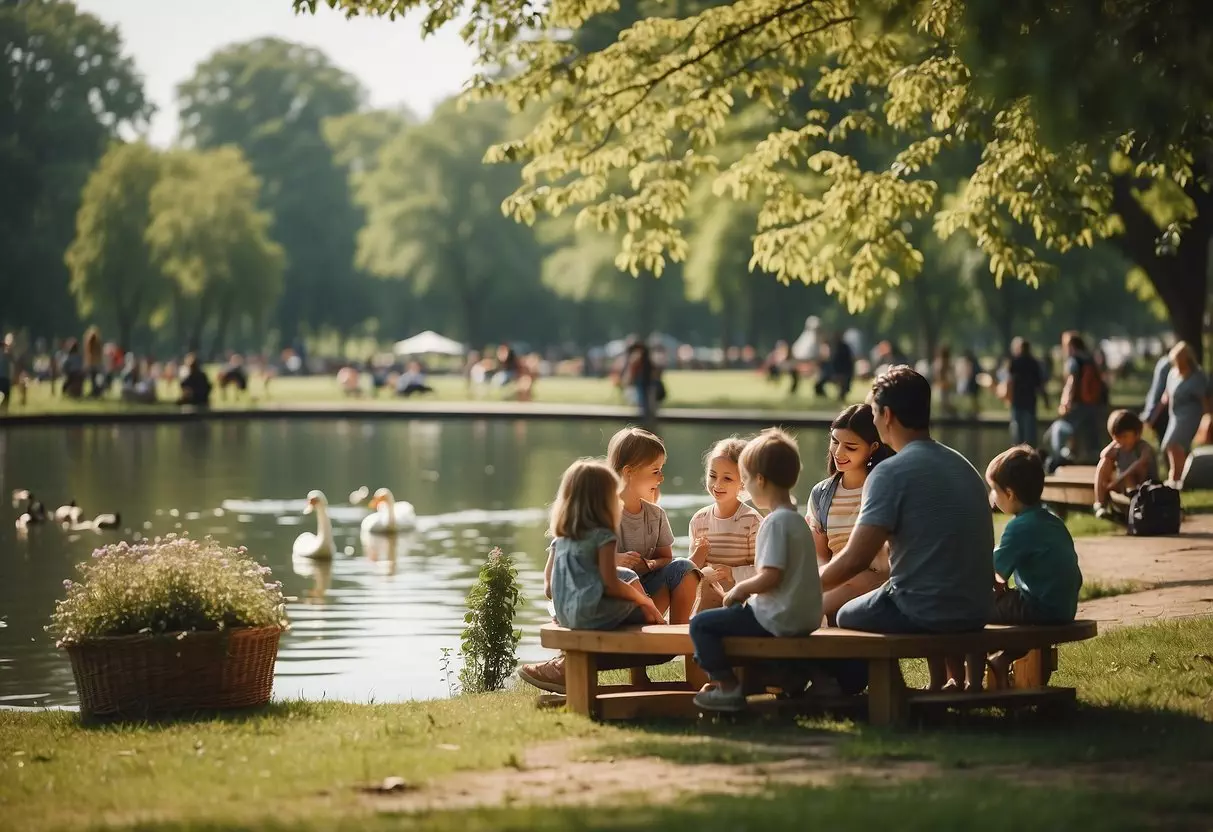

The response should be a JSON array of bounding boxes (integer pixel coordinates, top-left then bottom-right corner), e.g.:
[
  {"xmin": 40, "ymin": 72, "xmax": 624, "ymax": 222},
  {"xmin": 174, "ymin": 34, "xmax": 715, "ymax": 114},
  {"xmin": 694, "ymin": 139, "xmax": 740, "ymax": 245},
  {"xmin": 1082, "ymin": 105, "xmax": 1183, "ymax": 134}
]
[
  {"xmin": 177, "ymin": 354, "xmax": 212, "ymax": 407},
  {"xmin": 1141, "ymin": 350, "xmax": 1172, "ymax": 441},
  {"xmin": 83, "ymin": 327, "xmax": 105, "ymax": 398},
  {"xmin": 1004, "ymin": 337, "xmax": 1047, "ymax": 447},
  {"xmin": 932, "ymin": 345, "xmax": 956, "ymax": 417},
  {"xmin": 395, "ymin": 361, "xmax": 435, "ymax": 397},
  {"xmin": 959, "ymin": 350, "xmax": 982, "ymax": 419},
  {"xmin": 61, "ymin": 339, "xmax": 84, "ymax": 398},
  {"xmin": 1059, "ymin": 332, "xmax": 1104, "ymax": 460},
  {"xmin": 622, "ymin": 342, "xmax": 658, "ymax": 423},
  {"xmin": 1160, "ymin": 340, "xmax": 1211, "ymax": 484},
  {"xmin": 0, "ymin": 333, "xmax": 14, "ymax": 411},
  {"xmin": 814, "ymin": 333, "xmax": 854, "ymax": 402}
]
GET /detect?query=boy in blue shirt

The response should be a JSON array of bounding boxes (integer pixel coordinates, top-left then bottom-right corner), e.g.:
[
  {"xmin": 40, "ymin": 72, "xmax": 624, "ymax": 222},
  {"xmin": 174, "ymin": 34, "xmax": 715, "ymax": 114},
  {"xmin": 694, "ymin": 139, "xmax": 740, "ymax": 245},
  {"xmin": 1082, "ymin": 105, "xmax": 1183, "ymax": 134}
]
[{"xmin": 985, "ymin": 445, "xmax": 1084, "ymax": 687}]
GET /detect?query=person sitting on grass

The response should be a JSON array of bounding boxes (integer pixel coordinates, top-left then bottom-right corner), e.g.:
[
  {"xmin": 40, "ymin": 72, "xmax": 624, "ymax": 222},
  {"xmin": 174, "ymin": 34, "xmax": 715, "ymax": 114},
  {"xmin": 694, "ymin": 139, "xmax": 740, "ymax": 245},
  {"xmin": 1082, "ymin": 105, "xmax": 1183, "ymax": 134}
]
[
  {"xmin": 985, "ymin": 445, "xmax": 1083, "ymax": 687},
  {"xmin": 689, "ymin": 428, "xmax": 823, "ymax": 712},
  {"xmin": 177, "ymin": 354, "xmax": 212, "ymax": 407},
  {"xmin": 1094, "ymin": 410, "xmax": 1159, "ymax": 520}
]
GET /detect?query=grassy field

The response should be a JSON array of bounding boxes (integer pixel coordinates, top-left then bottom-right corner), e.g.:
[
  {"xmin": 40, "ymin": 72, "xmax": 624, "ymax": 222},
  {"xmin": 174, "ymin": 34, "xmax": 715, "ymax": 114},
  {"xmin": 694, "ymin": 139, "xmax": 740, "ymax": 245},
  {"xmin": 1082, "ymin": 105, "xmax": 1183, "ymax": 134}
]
[
  {"xmin": 2, "ymin": 617, "xmax": 1212, "ymax": 831},
  {"xmin": 1, "ymin": 368, "xmax": 1150, "ymax": 418}
]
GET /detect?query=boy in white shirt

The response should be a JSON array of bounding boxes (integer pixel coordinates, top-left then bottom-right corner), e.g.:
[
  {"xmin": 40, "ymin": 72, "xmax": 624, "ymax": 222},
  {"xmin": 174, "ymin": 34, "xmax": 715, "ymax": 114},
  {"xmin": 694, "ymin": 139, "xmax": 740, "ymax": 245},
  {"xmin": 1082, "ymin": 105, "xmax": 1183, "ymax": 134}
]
[{"xmin": 690, "ymin": 428, "xmax": 823, "ymax": 711}]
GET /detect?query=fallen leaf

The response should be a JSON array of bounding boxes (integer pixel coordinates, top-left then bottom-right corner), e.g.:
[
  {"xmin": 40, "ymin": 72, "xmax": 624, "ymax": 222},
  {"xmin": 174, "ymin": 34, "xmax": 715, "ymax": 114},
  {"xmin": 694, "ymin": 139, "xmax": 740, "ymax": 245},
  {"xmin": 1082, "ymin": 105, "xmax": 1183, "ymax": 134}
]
[
  {"xmin": 436, "ymin": 744, "xmax": 460, "ymax": 752},
  {"xmin": 117, "ymin": 750, "xmax": 136, "ymax": 757},
  {"xmin": 358, "ymin": 776, "xmax": 414, "ymax": 794}
]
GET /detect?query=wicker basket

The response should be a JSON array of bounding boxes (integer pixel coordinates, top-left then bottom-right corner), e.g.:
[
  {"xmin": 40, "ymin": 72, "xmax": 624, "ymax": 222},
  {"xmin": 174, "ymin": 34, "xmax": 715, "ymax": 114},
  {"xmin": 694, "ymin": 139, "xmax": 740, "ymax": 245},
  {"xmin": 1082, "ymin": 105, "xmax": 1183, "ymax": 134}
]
[{"xmin": 65, "ymin": 626, "xmax": 281, "ymax": 718}]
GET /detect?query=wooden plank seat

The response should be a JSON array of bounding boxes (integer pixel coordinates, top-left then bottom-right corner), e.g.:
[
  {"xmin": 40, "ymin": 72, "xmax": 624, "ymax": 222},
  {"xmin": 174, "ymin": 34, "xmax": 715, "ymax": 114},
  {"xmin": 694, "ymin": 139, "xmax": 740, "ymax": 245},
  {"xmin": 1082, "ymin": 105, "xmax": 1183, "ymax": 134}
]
[
  {"xmin": 1041, "ymin": 465, "xmax": 1131, "ymax": 515},
  {"xmin": 539, "ymin": 620, "xmax": 1097, "ymax": 726}
]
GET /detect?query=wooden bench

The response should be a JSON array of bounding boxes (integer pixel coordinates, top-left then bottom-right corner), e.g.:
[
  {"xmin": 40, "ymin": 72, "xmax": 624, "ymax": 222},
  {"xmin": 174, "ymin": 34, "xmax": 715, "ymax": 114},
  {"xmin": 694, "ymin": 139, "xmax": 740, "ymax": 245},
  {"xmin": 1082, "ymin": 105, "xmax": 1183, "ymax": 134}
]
[
  {"xmin": 1041, "ymin": 465, "xmax": 1129, "ymax": 516},
  {"xmin": 539, "ymin": 620, "xmax": 1098, "ymax": 726}
]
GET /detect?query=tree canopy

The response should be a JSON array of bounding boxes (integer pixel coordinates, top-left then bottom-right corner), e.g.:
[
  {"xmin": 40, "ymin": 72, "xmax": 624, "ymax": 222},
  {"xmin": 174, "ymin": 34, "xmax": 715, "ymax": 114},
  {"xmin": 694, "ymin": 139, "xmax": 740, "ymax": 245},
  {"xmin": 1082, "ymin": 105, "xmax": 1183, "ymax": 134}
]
[
  {"xmin": 296, "ymin": 0, "xmax": 1212, "ymax": 353},
  {"xmin": 0, "ymin": 0, "xmax": 149, "ymax": 336}
]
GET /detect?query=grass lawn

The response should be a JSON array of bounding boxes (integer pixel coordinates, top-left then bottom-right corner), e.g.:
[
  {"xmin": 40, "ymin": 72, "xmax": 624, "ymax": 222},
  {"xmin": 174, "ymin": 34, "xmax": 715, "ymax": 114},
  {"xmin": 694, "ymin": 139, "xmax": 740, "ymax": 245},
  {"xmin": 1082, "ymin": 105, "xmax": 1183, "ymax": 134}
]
[
  {"xmin": 2, "ymin": 369, "xmax": 1150, "ymax": 418},
  {"xmin": 3, "ymin": 618, "xmax": 1212, "ymax": 831}
]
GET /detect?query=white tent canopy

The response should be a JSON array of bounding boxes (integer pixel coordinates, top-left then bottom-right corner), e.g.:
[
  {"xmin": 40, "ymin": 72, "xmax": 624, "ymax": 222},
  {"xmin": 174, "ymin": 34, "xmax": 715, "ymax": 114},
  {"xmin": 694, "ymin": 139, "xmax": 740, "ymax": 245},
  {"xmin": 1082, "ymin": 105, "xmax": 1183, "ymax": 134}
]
[{"xmin": 393, "ymin": 330, "xmax": 466, "ymax": 357}]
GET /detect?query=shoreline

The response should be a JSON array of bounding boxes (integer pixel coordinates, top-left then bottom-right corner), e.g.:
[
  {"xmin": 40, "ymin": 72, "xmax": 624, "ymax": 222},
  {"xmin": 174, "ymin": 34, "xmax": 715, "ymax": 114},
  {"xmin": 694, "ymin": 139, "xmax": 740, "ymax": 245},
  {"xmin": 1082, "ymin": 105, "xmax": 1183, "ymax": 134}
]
[{"xmin": 0, "ymin": 400, "xmax": 1022, "ymax": 429}]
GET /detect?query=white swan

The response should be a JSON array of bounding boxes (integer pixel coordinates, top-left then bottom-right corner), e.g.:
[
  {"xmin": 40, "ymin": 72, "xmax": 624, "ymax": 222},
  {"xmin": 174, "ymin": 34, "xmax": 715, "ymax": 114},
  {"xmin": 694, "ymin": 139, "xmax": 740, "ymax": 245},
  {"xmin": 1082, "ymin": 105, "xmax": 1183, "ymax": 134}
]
[
  {"xmin": 359, "ymin": 488, "xmax": 416, "ymax": 536},
  {"xmin": 293, "ymin": 490, "xmax": 336, "ymax": 559}
]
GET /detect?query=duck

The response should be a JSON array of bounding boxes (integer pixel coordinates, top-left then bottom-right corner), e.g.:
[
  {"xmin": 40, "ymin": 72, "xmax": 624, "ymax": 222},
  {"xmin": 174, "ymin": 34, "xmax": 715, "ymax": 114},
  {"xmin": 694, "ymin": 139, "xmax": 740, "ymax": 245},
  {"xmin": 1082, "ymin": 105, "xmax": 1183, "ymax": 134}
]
[
  {"xmin": 14, "ymin": 492, "xmax": 47, "ymax": 530},
  {"xmin": 349, "ymin": 485, "xmax": 370, "ymax": 505},
  {"xmin": 359, "ymin": 488, "xmax": 416, "ymax": 536},
  {"xmin": 55, "ymin": 500, "xmax": 85, "ymax": 525},
  {"xmin": 66, "ymin": 513, "xmax": 123, "ymax": 534},
  {"xmin": 293, "ymin": 490, "xmax": 336, "ymax": 559}
]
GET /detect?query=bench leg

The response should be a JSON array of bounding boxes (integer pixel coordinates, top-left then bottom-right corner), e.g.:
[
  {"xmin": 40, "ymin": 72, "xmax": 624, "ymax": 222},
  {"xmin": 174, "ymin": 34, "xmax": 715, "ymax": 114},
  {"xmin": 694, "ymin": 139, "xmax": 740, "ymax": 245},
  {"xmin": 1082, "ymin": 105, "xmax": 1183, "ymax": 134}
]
[
  {"xmin": 564, "ymin": 651, "xmax": 599, "ymax": 718},
  {"xmin": 684, "ymin": 654, "xmax": 710, "ymax": 692},
  {"xmin": 867, "ymin": 659, "xmax": 907, "ymax": 727},
  {"xmin": 1012, "ymin": 648, "xmax": 1051, "ymax": 689}
]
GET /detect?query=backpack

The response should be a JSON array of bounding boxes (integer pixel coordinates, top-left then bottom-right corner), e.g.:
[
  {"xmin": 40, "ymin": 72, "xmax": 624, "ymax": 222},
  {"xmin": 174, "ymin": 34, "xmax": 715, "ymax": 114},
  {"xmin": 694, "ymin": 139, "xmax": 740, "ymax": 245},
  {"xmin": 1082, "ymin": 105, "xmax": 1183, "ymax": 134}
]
[
  {"xmin": 1077, "ymin": 359, "xmax": 1105, "ymax": 406},
  {"xmin": 1127, "ymin": 481, "xmax": 1182, "ymax": 537}
]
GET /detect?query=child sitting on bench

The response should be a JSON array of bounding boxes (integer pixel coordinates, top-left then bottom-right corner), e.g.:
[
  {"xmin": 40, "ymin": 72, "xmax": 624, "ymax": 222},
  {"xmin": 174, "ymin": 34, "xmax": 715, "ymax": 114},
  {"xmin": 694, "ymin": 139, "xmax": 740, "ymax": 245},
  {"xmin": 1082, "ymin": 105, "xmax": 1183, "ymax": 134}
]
[
  {"xmin": 545, "ymin": 458, "xmax": 664, "ymax": 634},
  {"xmin": 985, "ymin": 445, "xmax": 1084, "ymax": 687},
  {"xmin": 690, "ymin": 429, "xmax": 823, "ymax": 712},
  {"xmin": 1093, "ymin": 410, "xmax": 1158, "ymax": 519}
]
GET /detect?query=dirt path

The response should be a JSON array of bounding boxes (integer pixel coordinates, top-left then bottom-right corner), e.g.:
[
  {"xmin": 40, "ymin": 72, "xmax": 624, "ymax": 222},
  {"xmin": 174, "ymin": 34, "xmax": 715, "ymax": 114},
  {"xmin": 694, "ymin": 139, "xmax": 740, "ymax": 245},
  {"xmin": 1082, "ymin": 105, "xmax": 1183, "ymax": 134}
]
[{"xmin": 1077, "ymin": 514, "xmax": 1213, "ymax": 629}]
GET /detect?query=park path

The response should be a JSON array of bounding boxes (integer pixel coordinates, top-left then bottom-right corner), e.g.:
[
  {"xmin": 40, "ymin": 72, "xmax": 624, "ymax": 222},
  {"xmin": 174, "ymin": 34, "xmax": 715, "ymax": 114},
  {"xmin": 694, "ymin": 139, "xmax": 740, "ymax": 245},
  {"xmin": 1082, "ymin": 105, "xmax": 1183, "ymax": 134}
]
[{"xmin": 1077, "ymin": 514, "xmax": 1213, "ymax": 629}]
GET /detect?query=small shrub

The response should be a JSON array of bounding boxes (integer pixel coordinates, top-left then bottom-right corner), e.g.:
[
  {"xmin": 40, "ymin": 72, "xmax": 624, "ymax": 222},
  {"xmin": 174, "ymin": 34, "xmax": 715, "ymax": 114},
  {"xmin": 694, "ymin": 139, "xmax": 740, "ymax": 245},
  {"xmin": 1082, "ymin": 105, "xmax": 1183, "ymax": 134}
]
[
  {"xmin": 48, "ymin": 535, "xmax": 289, "ymax": 646},
  {"xmin": 459, "ymin": 547, "xmax": 523, "ymax": 694}
]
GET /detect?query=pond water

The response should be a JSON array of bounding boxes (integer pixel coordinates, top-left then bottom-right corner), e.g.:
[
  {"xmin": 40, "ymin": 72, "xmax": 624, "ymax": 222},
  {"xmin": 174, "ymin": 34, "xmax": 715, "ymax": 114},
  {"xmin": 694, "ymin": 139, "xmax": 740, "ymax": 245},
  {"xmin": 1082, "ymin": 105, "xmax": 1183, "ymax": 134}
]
[{"xmin": 0, "ymin": 418, "xmax": 1012, "ymax": 707}]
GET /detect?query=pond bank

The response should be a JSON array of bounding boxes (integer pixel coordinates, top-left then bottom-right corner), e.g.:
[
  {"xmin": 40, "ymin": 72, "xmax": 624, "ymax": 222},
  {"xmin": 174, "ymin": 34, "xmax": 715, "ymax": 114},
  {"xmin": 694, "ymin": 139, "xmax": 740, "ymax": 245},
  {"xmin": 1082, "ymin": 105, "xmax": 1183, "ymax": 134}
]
[{"xmin": 0, "ymin": 398, "xmax": 1024, "ymax": 429}]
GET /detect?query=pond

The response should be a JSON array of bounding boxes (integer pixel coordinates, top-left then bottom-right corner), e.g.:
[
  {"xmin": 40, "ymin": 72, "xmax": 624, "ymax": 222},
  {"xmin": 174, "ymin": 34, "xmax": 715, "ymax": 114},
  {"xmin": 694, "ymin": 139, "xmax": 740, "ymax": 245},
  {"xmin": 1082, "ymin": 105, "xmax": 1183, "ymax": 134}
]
[{"xmin": 0, "ymin": 418, "xmax": 1013, "ymax": 707}]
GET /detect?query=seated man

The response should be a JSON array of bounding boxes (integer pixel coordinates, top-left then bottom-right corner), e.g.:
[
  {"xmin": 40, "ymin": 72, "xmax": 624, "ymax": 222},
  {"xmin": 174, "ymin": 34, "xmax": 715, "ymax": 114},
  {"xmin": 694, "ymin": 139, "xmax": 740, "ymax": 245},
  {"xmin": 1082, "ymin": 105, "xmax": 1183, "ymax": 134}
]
[
  {"xmin": 821, "ymin": 366, "xmax": 994, "ymax": 691},
  {"xmin": 177, "ymin": 354, "xmax": 212, "ymax": 407},
  {"xmin": 1094, "ymin": 409, "xmax": 1159, "ymax": 519}
]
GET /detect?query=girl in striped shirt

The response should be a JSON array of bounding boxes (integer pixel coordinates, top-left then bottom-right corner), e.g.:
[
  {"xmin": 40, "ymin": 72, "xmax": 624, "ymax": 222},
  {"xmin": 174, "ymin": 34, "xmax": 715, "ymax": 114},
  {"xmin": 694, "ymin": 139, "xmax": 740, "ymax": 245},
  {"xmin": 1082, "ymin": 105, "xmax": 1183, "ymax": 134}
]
[
  {"xmin": 689, "ymin": 437, "xmax": 763, "ymax": 611},
  {"xmin": 807, "ymin": 404, "xmax": 895, "ymax": 623}
]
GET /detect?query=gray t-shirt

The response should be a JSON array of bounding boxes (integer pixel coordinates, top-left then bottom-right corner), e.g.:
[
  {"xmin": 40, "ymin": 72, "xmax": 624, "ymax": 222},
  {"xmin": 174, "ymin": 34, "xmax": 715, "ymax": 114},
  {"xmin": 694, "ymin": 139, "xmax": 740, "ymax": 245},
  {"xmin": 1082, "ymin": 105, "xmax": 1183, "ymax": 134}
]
[
  {"xmin": 748, "ymin": 506, "xmax": 823, "ymax": 636},
  {"xmin": 856, "ymin": 439, "xmax": 993, "ymax": 627},
  {"xmin": 617, "ymin": 500, "xmax": 674, "ymax": 556}
]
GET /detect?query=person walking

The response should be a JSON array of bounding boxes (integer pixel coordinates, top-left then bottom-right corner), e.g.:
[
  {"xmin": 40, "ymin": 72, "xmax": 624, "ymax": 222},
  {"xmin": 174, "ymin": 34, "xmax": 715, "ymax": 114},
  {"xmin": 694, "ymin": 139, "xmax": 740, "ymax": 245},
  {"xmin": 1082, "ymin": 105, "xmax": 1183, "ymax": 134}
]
[
  {"xmin": 1004, "ymin": 337, "xmax": 1047, "ymax": 447},
  {"xmin": 1160, "ymin": 341, "xmax": 1211, "ymax": 484}
]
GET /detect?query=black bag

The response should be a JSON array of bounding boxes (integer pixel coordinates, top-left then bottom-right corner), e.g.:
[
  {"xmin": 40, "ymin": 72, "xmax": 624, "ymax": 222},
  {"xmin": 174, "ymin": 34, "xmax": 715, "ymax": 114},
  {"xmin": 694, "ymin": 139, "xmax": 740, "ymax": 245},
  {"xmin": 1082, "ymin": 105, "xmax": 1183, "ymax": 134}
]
[
  {"xmin": 653, "ymin": 379, "xmax": 667, "ymax": 403},
  {"xmin": 1127, "ymin": 481, "xmax": 1182, "ymax": 536}
]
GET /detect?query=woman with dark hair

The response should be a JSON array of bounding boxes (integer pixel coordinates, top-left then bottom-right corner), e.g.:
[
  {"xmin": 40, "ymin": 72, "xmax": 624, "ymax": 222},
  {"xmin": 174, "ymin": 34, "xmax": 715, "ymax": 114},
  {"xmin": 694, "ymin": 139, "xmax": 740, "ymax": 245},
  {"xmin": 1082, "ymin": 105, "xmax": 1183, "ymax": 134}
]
[
  {"xmin": 623, "ymin": 341, "xmax": 658, "ymax": 422},
  {"xmin": 807, "ymin": 403, "xmax": 896, "ymax": 622}
]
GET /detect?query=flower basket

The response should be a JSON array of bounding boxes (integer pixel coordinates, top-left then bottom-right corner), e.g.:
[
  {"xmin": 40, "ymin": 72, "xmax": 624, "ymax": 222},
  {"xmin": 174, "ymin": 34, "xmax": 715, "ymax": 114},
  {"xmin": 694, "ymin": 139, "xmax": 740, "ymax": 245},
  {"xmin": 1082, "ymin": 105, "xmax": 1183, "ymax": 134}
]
[
  {"xmin": 66, "ymin": 625, "xmax": 281, "ymax": 718},
  {"xmin": 49, "ymin": 535, "xmax": 289, "ymax": 720}
]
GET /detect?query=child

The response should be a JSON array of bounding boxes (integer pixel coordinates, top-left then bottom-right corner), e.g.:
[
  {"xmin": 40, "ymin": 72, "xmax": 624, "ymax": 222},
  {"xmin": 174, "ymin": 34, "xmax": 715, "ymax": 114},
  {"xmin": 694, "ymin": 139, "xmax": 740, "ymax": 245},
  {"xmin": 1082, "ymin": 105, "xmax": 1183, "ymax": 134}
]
[
  {"xmin": 807, "ymin": 404, "xmax": 895, "ymax": 623},
  {"xmin": 986, "ymin": 445, "xmax": 1084, "ymax": 686},
  {"xmin": 689, "ymin": 428, "xmax": 823, "ymax": 711},
  {"xmin": 688, "ymin": 437, "xmax": 763, "ymax": 612},
  {"xmin": 608, "ymin": 427, "xmax": 700, "ymax": 624},
  {"xmin": 1094, "ymin": 409, "xmax": 1159, "ymax": 519},
  {"xmin": 547, "ymin": 459, "xmax": 664, "ymax": 631}
]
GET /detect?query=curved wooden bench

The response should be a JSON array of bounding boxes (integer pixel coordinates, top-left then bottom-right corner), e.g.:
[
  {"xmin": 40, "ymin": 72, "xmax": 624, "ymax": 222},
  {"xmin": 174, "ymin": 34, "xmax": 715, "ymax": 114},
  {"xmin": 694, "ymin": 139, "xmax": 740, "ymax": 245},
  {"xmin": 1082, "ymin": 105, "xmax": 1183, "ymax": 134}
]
[{"xmin": 539, "ymin": 620, "xmax": 1098, "ymax": 725}]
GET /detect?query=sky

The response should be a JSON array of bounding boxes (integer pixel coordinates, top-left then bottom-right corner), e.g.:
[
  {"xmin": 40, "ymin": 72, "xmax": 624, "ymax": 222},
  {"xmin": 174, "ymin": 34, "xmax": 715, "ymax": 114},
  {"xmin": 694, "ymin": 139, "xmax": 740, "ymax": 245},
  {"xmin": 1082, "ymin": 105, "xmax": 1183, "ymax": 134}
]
[{"xmin": 74, "ymin": 0, "xmax": 479, "ymax": 147}]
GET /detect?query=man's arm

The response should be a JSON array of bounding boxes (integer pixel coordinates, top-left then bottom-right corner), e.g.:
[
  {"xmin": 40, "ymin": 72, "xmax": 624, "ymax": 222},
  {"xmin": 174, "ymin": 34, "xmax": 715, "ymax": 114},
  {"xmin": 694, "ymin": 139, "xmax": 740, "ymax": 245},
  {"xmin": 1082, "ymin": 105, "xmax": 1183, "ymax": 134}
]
[{"xmin": 819, "ymin": 524, "xmax": 889, "ymax": 590}]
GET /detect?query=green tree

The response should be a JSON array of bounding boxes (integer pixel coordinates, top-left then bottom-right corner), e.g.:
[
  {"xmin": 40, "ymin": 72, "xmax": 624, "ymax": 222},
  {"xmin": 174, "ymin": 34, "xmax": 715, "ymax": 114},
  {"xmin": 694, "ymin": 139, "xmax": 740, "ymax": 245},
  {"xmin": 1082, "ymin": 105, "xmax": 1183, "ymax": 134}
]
[
  {"xmin": 297, "ymin": 0, "xmax": 1196, "ymax": 352},
  {"xmin": 177, "ymin": 38, "xmax": 363, "ymax": 345},
  {"xmin": 0, "ymin": 0, "xmax": 149, "ymax": 337},
  {"xmin": 353, "ymin": 99, "xmax": 541, "ymax": 341},
  {"xmin": 65, "ymin": 142, "xmax": 167, "ymax": 349},
  {"xmin": 146, "ymin": 147, "xmax": 285, "ymax": 354}
]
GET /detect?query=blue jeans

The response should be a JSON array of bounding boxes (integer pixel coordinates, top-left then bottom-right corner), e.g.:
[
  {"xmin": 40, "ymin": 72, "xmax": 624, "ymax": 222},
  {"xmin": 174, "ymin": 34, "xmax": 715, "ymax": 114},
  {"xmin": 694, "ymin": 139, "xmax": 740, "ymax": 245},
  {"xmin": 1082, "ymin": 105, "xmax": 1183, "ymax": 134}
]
[
  {"xmin": 1010, "ymin": 407, "xmax": 1038, "ymax": 448},
  {"xmin": 690, "ymin": 603, "xmax": 772, "ymax": 681},
  {"xmin": 837, "ymin": 585, "xmax": 984, "ymax": 634}
]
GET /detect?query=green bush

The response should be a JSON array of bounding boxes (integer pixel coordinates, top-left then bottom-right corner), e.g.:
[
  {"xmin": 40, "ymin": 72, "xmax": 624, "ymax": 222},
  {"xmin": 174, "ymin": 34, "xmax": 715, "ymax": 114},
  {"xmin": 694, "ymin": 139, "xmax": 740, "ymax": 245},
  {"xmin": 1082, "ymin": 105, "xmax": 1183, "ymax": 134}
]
[
  {"xmin": 459, "ymin": 547, "xmax": 524, "ymax": 694},
  {"xmin": 48, "ymin": 535, "xmax": 289, "ymax": 646}
]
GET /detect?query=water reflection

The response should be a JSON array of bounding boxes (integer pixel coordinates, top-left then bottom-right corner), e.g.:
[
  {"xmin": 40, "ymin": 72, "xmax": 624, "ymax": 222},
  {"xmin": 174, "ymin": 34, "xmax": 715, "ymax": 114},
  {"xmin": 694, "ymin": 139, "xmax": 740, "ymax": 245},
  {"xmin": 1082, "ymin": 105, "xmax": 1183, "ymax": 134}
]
[{"xmin": 0, "ymin": 418, "xmax": 1014, "ymax": 706}]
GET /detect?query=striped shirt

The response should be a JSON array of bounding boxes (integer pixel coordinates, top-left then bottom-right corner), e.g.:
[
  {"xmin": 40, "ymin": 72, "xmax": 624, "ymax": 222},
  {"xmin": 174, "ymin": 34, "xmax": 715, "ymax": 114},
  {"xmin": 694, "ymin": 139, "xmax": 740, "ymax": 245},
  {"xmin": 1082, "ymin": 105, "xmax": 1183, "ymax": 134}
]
[{"xmin": 688, "ymin": 503, "xmax": 761, "ymax": 568}]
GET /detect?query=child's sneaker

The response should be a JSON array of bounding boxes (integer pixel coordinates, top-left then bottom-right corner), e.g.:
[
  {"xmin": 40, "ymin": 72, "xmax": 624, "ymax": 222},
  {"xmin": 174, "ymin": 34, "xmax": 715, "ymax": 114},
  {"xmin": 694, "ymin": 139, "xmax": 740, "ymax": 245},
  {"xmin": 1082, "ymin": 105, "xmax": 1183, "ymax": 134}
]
[
  {"xmin": 1093, "ymin": 502, "xmax": 1111, "ymax": 520},
  {"xmin": 517, "ymin": 656, "xmax": 566, "ymax": 694},
  {"xmin": 693, "ymin": 683, "xmax": 746, "ymax": 712}
]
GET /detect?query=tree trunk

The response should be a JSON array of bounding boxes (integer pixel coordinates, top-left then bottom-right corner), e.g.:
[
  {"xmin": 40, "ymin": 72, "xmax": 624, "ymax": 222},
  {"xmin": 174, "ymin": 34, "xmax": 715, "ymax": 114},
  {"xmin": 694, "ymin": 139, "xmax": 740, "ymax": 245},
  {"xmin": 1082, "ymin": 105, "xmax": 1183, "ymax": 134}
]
[
  {"xmin": 1111, "ymin": 173, "xmax": 1213, "ymax": 362},
  {"xmin": 209, "ymin": 300, "xmax": 233, "ymax": 361}
]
